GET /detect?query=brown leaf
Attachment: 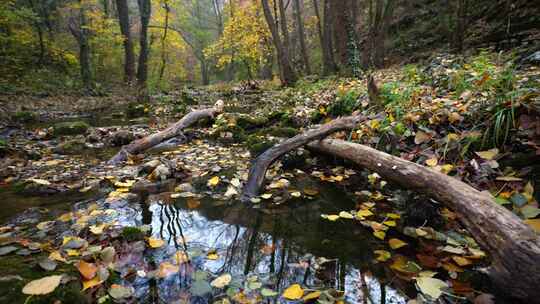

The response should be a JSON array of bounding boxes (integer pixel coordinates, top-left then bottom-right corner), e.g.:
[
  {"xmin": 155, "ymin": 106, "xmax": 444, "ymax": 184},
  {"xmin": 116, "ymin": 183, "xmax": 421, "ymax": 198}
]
[{"xmin": 77, "ymin": 260, "xmax": 97, "ymax": 280}]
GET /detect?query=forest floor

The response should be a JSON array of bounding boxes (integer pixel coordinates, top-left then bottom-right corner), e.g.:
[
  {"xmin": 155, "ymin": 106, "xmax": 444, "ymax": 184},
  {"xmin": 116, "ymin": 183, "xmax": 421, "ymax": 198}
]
[{"xmin": 0, "ymin": 51, "xmax": 539, "ymax": 303}]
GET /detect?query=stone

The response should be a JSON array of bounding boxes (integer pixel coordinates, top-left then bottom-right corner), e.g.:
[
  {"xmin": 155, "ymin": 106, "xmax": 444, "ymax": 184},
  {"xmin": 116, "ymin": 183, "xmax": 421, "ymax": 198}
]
[{"xmin": 53, "ymin": 121, "xmax": 90, "ymax": 136}]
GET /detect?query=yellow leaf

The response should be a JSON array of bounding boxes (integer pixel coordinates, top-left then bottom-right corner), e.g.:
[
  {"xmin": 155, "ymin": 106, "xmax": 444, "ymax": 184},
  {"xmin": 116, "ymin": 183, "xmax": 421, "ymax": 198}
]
[
  {"xmin": 82, "ymin": 276, "xmax": 102, "ymax": 291},
  {"xmin": 303, "ymin": 189, "xmax": 318, "ymax": 196},
  {"xmin": 452, "ymin": 256, "xmax": 472, "ymax": 266},
  {"xmin": 389, "ymin": 238, "xmax": 407, "ymax": 249},
  {"xmin": 208, "ymin": 176, "xmax": 220, "ymax": 187},
  {"xmin": 66, "ymin": 249, "xmax": 80, "ymax": 256},
  {"xmin": 374, "ymin": 250, "xmax": 391, "ymax": 262},
  {"xmin": 386, "ymin": 213, "xmax": 401, "ymax": 219},
  {"xmin": 261, "ymin": 193, "xmax": 272, "ymax": 199},
  {"xmin": 383, "ymin": 220, "xmax": 397, "ymax": 227},
  {"xmin": 322, "ymin": 214, "xmax": 340, "ymax": 221},
  {"xmin": 148, "ymin": 238, "xmax": 165, "ymax": 248},
  {"xmin": 447, "ymin": 133, "xmax": 459, "ymax": 141},
  {"xmin": 475, "ymin": 148, "xmax": 499, "ymax": 160},
  {"xmin": 23, "ymin": 275, "xmax": 63, "ymax": 295},
  {"xmin": 302, "ymin": 291, "xmax": 321, "ymax": 301},
  {"xmin": 89, "ymin": 224, "xmax": 106, "ymax": 235},
  {"xmin": 524, "ymin": 219, "xmax": 540, "ymax": 233},
  {"xmin": 290, "ymin": 191, "xmax": 302, "ymax": 197},
  {"xmin": 440, "ymin": 164, "xmax": 454, "ymax": 174},
  {"xmin": 339, "ymin": 211, "xmax": 354, "ymax": 219},
  {"xmin": 207, "ymin": 250, "xmax": 219, "ymax": 260},
  {"xmin": 416, "ymin": 277, "xmax": 448, "ymax": 300},
  {"xmin": 282, "ymin": 284, "xmax": 304, "ymax": 300},
  {"xmin": 357, "ymin": 209, "xmax": 374, "ymax": 218},
  {"xmin": 58, "ymin": 212, "xmax": 73, "ymax": 222},
  {"xmin": 49, "ymin": 251, "xmax": 66, "ymax": 263},
  {"xmin": 414, "ymin": 131, "xmax": 432, "ymax": 145},
  {"xmin": 373, "ymin": 231, "xmax": 386, "ymax": 240},
  {"xmin": 210, "ymin": 273, "xmax": 232, "ymax": 288},
  {"xmin": 425, "ymin": 158, "xmax": 438, "ymax": 167},
  {"xmin": 158, "ymin": 262, "xmax": 179, "ymax": 278}
]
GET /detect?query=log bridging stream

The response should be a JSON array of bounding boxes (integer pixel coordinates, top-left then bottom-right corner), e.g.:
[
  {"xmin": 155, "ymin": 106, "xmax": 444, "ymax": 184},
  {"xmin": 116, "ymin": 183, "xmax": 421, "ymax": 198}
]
[{"xmin": 241, "ymin": 118, "xmax": 540, "ymax": 302}]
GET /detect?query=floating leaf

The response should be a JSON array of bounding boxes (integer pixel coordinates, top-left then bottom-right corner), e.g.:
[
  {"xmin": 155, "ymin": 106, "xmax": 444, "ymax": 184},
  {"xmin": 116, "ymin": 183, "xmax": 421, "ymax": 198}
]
[
  {"xmin": 290, "ymin": 191, "xmax": 302, "ymax": 198},
  {"xmin": 416, "ymin": 277, "xmax": 448, "ymax": 300},
  {"xmin": 109, "ymin": 284, "xmax": 133, "ymax": 300},
  {"xmin": 452, "ymin": 256, "xmax": 472, "ymax": 266},
  {"xmin": 261, "ymin": 288, "xmax": 278, "ymax": 297},
  {"xmin": 148, "ymin": 238, "xmax": 165, "ymax": 248},
  {"xmin": 510, "ymin": 193, "xmax": 528, "ymax": 207},
  {"xmin": 383, "ymin": 220, "xmax": 396, "ymax": 227},
  {"xmin": 373, "ymin": 231, "xmax": 386, "ymax": 240},
  {"xmin": 303, "ymin": 291, "xmax": 322, "ymax": 301},
  {"xmin": 282, "ymin": 284, "xmax": 304, "ymax": 300},
  {"xmin": 158, "ymin": 262, "xmax": 179, "ymax": 278},
  {"xmin": 49, "ymin": 251, "xmax": 66, "ymax": 263},
  {"xmin": 22, "ymin": 275, "xmax": 63, "ymax": 295},
  {"xmin": 38, "ymin": 258, "xmax": 57, "ymax": 271},
  {"xmin": 357, "ymin": 209, "xmax": 374, "ymax": 218},
  {"xmin": 339, "ymin": 211, "xmax": 354, "ymax": 219},
  {"xmin": 207, "ymin": 176, "xmax": 220, "ymax": 187},
  {"xmin": 303, "ymin": 189, "xmax": 319, "ymax": 196},
  {"xmin": 389, "ymin": 238, "xmax": 407, "ymax": 249},
  {"xmin": 322, "ymin": 214, "xmax": 340, "ymax": 221},
  {"xmin": 0, "ymin": 246, "xmax": 18, "ymax": 256},
  {"xmin": 210, "ymin": 273, "xmax": 232, "ymax": 288},
  {"xmin": 374, "ymin": 250, "xmax": 391, "ymax": 262},
  {"xmin": 261, "ymin": 193, "xmax": 273, "ymax": 199},
  {"xmin": 207, "ymin": 250, "xmax": 219, "ymax": 260},
  {"xmin": 190, "ymin": 280, "xmax": 212, "ymax": 296}
]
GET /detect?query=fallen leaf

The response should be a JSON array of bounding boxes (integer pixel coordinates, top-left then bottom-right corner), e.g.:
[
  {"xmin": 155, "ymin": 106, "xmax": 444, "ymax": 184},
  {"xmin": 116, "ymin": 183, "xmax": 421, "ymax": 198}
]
[
  {"xmin": 77, "ymin": 260, "xmax": 97, "ymax": 280},
  {"xmin": 148, "ymin": 238, "xmax": 165, "ymax": 248},
  {"xmin": 261, "ymin": 288, "xmax": 278, "ymax": 297},
  {"xmin": 373, "ymin": 231, "xmax": 386, "ymax": 240},
  {"xmin": 374, "ymin": 250, "xmax": 391, "ymax": 262},
  {"xmin": 339, "ymin": 211, "xmax": 354, "ymax": 219},
  {"xmin": 22, "ymin": 275, "xmax": 63, "ymax": 295},
  {"xmin": 452, "ymin": 256, "xmax": 472, "ymax": 266},
  {"xmin": 389, "ymin": 238, "xmax": 407, "ymax": 249},
  {"xmin": 425, "ymin": 158, "xmax": 438, "ymax": 167},
  {"xmin": 357, "ymin": 209, "xmax": 374, "ymax": 218},
  {"xmin": 416, "ymin": 277, "xmax": 448, "ymax": 300},
  {"xmin": 109, "ymin": 284, "xmax": 133, "ymax": 299},
  {"xmin": 524, "ymin": 219, "xmax": 540, "ymax": 233},
  {"xmin": 302, "ymin": 291, "xmax": 322, "ymax": 301},
  {"xmin": 208, "ymin": 176, "xmax": 220, "ymax": 187},
  {"xmin": 414, "ymin": 131, "xmax": 432, "ymax": 145},
  {"xmin": 82, "ymin": 276, "xmax": 102, "ymax": 291},
  {"xmin": 210, "ymin": 273, "xmax": 232, "ymax": 288},
  {"xmin": 282, "ymin": 284, "xmax": 304, "ymax": 300},
  {"xmin": 475, "ymin": 148, "xmax": 499, "ymax": 160}
]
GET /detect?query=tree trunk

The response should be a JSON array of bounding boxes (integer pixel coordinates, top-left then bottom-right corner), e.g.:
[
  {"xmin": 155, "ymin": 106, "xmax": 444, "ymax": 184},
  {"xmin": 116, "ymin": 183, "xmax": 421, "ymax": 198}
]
[
  {"xmin": 308, "ymin": 138, "xmax": 540, "ymax": 302},
  {"xmin": 329, "ymin": 0, "xmax": 348, "ymax": 68},
  {"xmin": 241, "ymin": 114, "xmax": 369, "ymax": 201},
  {"xmin": 452, "ymin": 0, "xmax": 468, "ymax": 53},
  {"xmin": 261, "ymin": 0, "xmax": 297, "ymax": 86},
  {"xmin": 158, "ymin": 1, "xmax": 170, "ymax": 87},
  {"xmin": 115, "ymin": 0, "xmax": 136, "ymax": 84},
  {"xmin": 78, "ymin": 0, "xmax": 92, "ymax": 92},
  {"xmin": 320, "ymin": 0, "xmax": 337, "ymax": 75},
  {"xmin": 293, "ymin": 0, "xmax": 311, "ymax": 74},
  {"xmin": 108, "ymin": 101, "xmax": 224, "ymax": 164},
  {"xmin": 137, "ymin": 0, "xmax": 151, "ymax": 94}
]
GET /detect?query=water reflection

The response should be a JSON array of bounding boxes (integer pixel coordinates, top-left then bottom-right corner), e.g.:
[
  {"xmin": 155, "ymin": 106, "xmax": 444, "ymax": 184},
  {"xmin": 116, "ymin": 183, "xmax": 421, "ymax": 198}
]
[{"xmin": 123, "ymin": 193, "xmax": 409, "ymax": 304}]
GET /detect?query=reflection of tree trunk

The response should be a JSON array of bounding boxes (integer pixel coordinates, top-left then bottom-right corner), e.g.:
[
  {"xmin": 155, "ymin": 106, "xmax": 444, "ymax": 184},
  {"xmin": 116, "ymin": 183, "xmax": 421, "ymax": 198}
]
[
  {"xmin": 380, "ymin": 282, "xmax": 386, "ymax": 304},
  {"xmin": 293, "ymin": 0, "xmax": 310, "ymax": 74},
  {"xmin": 276, "ymin": 241, "xmax": 288, "ymax": 288},
  {"xmin": 270, "ymin": 235, "xmax": 276, "ymax": 273},
  {"xmin": 115, "ymin": 0, "xmax": 136, "ymax": 84},
  {"xmin": 244, "ymin": 213, "xmax": 262, "ymax": 275}
]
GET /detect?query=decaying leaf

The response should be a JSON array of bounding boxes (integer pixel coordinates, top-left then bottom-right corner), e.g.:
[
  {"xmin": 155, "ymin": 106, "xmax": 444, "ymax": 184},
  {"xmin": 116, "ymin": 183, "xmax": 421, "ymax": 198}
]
[
  {"xmin": 415, "ymin": 277, "xmax": 448, "ymax": 300},
  {"xmin": 77, "ymin": 260, "xmax": 97, "ymax": 280},
  {"xmin": 389, "ymin": 238, "xmax": 407, "ymax": 249},
  {"xmin": 22, "ymin": 275, "xmax": 63, "ymax": 295}
]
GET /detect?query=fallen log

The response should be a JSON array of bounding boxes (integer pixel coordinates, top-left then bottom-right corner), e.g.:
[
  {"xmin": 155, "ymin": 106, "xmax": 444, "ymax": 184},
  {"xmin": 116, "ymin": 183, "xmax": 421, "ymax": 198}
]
[
  {"xmin": 240, "ymin": 114, "xmax": 368, "ymax": 201},
  {"xmin": 308, "ymin": 138, "xmax": 540, "ymax": 302},
  {"xmin": 108, "ymin": 100, "xmax": 224, "ymax": 164}
]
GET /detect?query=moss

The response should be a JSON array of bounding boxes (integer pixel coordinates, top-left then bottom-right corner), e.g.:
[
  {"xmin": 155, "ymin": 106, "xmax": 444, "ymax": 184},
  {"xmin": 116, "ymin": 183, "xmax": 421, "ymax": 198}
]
[
  {"xmin": 236, "ymin": 115, "xmax": 268, "ymax": 130},
  {"xmin": 13, "ymin": 111, "xmax": 36, "ymax": 123},
  {"xmin": 267, "ymin": 126, "xmax": 298, "ymax": 138},
  {"xmin": 121, "ymin": 226, "xmax": 145, "ymax": 242},
  {"xmin": 246, "ymin": 135, "xmax": 276, "ymax": 156},
  {"xmin": 53, "ymin": 121, "xmax": 90, "ymax": 136},
  {"xmin": 125, "ymin": 103, "xmax": 148, "ymax": 118},
  {"xmin": 53, "ymin": 140, "xmax": 86, "ymax": 155},
  {"xmin": 0, "ymin": 139, "xmax": 7, "ymax": 155},
  {"xmin": 212, "ymin": 125, "xmax": 246, "ymax": 143}
]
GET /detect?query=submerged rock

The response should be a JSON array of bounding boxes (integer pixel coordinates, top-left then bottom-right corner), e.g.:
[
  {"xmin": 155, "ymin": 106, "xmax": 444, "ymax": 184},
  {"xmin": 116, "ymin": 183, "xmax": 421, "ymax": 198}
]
[{"xmin": 110, "ymin": 130, "xmax": 135, "ymax": 146}]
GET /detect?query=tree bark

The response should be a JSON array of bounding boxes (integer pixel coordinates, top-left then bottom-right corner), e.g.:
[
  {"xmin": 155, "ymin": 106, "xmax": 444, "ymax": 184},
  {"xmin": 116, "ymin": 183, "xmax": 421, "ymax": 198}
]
[
  {"xmin": 137, "ymin": 0, "xmax": 151, "ymax": 93},
  {"xmin": 158, "ymin": 0, "xmax": 170, "ymax": 87},
  {"xmin": 308, "ymin": 138, "xmax": 540, "ymax": 302},
  {"xmin": 78, "ymin": 0, "xmax": 92, "ymax": 92},
  {"xmin": 241, "ymin": 114, "xmax": 368, "ymax": 201},
  {"xmin": 293, "ymin": 0, "xmax": 311, "ymax": 74},
  {"xmin": 320, "ymin": 0, "xmax": 337, "ymax": 75},
  {"xmin": 261, "ymin": 0, "xmax": 297, "ymax": 86},
  {"xmin": 115, "ymin": 0, "xmax": 136, "ymax": 84},
  {"xmin": 108, "ymin": 101, "xmax": 224, "ymax": 164}
]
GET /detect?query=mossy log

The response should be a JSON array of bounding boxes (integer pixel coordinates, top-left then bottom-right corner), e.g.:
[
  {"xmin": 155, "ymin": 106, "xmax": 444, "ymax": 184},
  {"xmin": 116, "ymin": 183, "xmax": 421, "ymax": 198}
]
[{"xmin": 108, "ymin": 101, "xmax": 223, "ymax": 164}]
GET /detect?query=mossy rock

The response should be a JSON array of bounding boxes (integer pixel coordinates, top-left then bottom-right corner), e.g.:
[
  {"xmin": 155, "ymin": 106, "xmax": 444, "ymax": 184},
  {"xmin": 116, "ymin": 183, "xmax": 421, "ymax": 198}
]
[
  {"xmin": 125, "ymin": 103, "xmax": 148, "ymax": 118},
  {"xmin": 212, "ymin": 125, "xmax": 246, "ymax": 143},
  {"xmin": 246, "ymin": 134, "xmax": 276, "ymax": 156},
  {"xmin": 53, "ymin": 139, "xmax": 86, "ymax": 155},
  {"xmin": 53, "ymin": 121, "xmax": 89, "ymax": 136},
  {"xmin": 236, "ymin": 115, "xmax": 268, "ymax": 130},
  {"xmin": 121, "ymin": 226, "xmax": 145, "ymax": 242},
  {"xmin": 267, "ymin": 111, "xmax": 298, "ymax": 127},
  {"xmin": 267, "ymin": 126, "xmax": 298, "ymax": 138},
  {"xmin": 12, "ymin": 111, "xmax": 36, "ymax": 123}
]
